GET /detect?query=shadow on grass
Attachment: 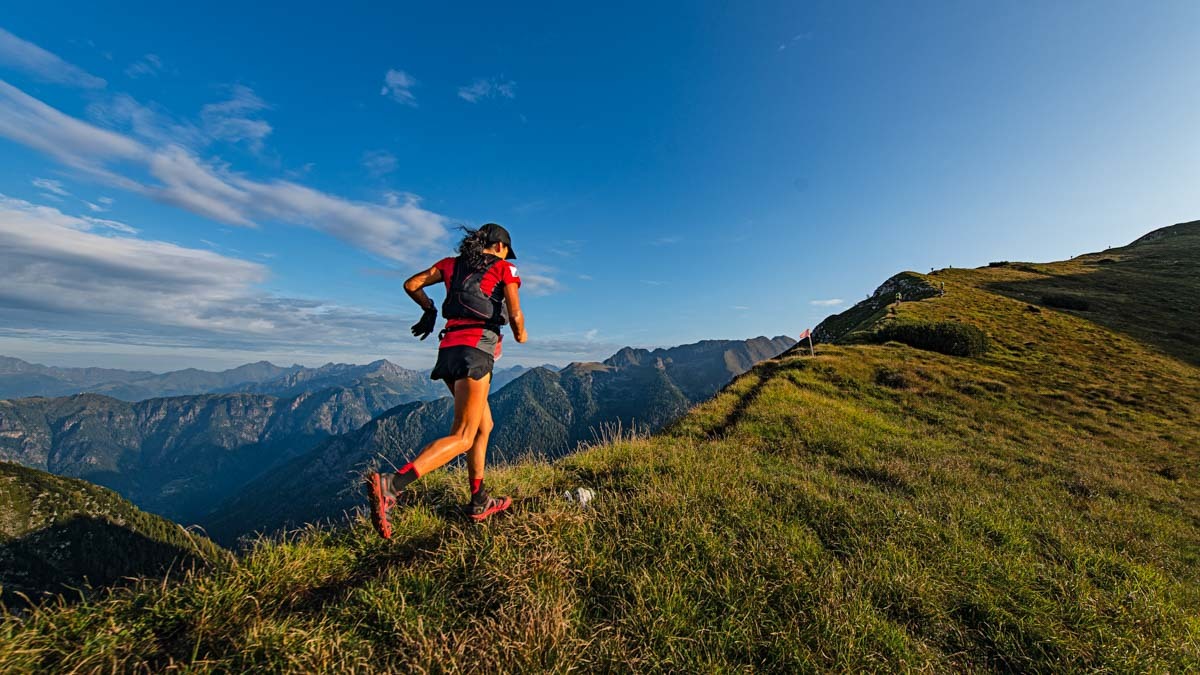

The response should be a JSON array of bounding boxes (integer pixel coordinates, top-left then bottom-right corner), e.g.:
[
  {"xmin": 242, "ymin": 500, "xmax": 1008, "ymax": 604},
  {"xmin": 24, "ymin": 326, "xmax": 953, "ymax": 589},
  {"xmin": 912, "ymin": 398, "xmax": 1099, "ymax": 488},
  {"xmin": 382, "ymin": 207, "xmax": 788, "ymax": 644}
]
[
  {"xmin": 985, "ymin": 250, "xmax": 1200, "ymax": 367},
  {"xmin": 703, "ymin": 361, "xmax": 781, "ymax": 438},
  {"xmin": 285, "ymin": 531, "xmax": 448, "ymax": 617},
  {"xmin": 0, "ymin": 515, "xmax": 211, "ymax": 609}
]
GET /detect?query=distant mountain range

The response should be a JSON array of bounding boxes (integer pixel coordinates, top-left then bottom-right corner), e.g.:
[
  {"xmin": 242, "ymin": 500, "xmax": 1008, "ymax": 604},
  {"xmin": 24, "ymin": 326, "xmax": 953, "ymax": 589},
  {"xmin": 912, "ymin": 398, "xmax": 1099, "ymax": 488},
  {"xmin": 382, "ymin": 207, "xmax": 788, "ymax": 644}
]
[
  {"xmin": 0, "ymin": 380, "xmax": 439, "ymax": 523},
  {"xmin": 202, "ymin": 336, "xmax": 795, "ymax": 543},
  {"xmin": 0, "ymin": 337, "xmax": 792, "ymax": 545},
  {"xmin": 0, "ymin": 356, "xmax": 537, "ymax": 402}
]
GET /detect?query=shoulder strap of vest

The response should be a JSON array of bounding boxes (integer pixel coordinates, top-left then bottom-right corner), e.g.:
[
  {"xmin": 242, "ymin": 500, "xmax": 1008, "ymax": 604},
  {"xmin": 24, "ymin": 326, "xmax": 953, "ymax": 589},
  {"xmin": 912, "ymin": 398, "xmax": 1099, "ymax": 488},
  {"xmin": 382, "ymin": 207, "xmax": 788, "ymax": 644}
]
[{"xmin": 451, "ymin": 254, "xmax": 502, "ymax": 281}]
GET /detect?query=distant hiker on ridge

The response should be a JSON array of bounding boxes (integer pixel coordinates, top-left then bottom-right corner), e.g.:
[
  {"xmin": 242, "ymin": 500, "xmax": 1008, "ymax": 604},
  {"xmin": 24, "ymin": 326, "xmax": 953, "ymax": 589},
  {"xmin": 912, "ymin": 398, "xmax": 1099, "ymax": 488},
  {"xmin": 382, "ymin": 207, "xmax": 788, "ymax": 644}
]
[{"xmin": 365, "ymin": 223, "xmax": 528, "ymax": 538}]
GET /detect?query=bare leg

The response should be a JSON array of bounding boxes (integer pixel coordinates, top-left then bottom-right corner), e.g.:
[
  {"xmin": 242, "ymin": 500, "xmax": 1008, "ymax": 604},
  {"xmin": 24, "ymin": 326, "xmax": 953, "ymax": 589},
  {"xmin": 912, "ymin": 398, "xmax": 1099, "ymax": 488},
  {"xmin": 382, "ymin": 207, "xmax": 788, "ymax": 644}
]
[
  {"xmin": 467, "ymin": 398, "xmax": 494, "ymax": 482},
  {"xmin": 410, "ymin": 374, "xmax": 492, "ymax": 477}
]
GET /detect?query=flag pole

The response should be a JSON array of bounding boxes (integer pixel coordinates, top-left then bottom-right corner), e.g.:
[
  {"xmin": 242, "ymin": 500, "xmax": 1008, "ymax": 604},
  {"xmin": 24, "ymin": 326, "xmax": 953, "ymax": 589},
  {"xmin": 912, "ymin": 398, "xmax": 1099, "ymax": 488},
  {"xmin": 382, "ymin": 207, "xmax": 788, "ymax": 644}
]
[{"xmin": 800, "ymin": 329, "xmax": 815, "ymax": 356}]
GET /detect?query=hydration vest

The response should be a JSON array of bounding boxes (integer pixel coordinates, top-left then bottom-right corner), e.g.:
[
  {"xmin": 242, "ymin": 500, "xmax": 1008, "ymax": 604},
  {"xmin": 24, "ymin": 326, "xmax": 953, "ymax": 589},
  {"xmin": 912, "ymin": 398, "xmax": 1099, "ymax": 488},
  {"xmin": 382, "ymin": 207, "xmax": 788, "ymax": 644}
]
[{"xmin": 441, "ymin": 254, "xmax": 509, "ymax": 327}]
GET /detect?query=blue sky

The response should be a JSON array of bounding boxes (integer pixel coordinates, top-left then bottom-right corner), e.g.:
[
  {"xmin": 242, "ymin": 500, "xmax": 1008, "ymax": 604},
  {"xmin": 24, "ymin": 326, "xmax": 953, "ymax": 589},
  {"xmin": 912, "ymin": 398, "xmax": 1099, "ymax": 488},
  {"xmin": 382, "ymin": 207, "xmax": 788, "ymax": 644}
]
[{"xmin": 0, "ymin": 2, "xmax": 1197, "ymax": 371}]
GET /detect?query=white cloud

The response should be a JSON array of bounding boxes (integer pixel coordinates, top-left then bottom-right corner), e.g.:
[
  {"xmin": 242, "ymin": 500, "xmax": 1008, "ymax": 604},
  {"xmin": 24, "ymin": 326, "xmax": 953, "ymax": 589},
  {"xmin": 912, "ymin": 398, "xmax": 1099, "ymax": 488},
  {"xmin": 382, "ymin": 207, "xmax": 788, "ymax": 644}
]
[
  {"xmin": 363, "ymin": 149, "xmax": 398, "ymax": 177},
  {"xmin": 512, "ymin": 261, "xmax": 563, "ymax": 296},
  {"xmin": 200, "ymin": 84, "xmax": 272, "ymax": 152},
  {"xmin": 457, "ymin": 77, "xmax": 516, "ymax": 103},
  {"xmin": 584, "ymin": 328, "xmax": 599, "ymax": 341},
  {"xmin": 0, "ymin": 81, "xmax": 144, "ymax": 178},
  {"xmin": 91, "ymin": 85, "xmax": 270, "ymax": 153},
  {"xmin": 0, "ymin": 195, "xmax": 263, "ymax": 331},
  {"xmin": 810, "ymin": 298, "xmax": 844, "ymax": 307},
  {"xmin": 0, "ymin": 28, "xmax": 106, "ymax": 89},
  {"xmin": 0, "ymin": 79, "xmax": 451, "ymax": 263},
  {"xmin": 0, "ymin": 194, "xmax": 417, "ymax": 349},
  {"xmin": 83, "ymin": 200, "xmax": 106, "ymax": 212},
  {"xmin": 86, "ymin": 93, "xmax": 206, "ymax": 149},
  {"xmin": 0, "ymin": 194, "xmax": 597, "ymax": 368},
  {"xmin": 381, "ymin": 69, "xmax": 417, "ymax": 106},
  {"xmin": 81, "ymin": 215, "xmax": 137, "ymax": 234},
  {"xmin": 124, "ymin": 53, "xmax": 164, "ymax": 78},
  {"xmin": 98, "ymin": 196, "xmax": 114, "ymax": 205},
  {"xmin": 32, "ymin": 177, "xmax": 70, "ymax": 196}
]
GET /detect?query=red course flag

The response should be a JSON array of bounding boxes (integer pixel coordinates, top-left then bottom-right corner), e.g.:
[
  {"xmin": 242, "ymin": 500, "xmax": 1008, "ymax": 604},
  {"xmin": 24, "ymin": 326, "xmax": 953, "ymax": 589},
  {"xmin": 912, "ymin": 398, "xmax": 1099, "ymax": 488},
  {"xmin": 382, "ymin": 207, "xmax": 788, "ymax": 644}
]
[{"xmin": 799, "ymin": 329, "xmax": 811, "ymax": 340}]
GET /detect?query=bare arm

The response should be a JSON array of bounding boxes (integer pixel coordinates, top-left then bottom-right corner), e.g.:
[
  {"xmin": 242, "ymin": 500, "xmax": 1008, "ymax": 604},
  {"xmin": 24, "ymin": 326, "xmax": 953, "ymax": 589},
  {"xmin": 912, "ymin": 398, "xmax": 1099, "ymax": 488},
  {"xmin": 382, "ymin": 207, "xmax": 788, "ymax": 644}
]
[
  {"xmin": 403, "ymin": 265, "xmax": 443, "ymax": 311},
  {"xmin": 504, "ymin": 283, "xmax": 527, "ymax": 343}
]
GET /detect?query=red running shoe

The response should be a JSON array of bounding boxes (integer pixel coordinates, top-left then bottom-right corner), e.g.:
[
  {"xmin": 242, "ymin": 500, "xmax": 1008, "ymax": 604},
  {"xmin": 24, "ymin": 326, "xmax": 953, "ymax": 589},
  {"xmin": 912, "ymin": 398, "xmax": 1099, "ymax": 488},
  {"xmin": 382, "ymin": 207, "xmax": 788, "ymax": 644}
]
[
  {"xmin": 467, "ymin": 494, "xmax": 512, "ymax": 522},
  {"xmin": 364, "ymin": 472, "xmax": 397, "ymax": 539}
]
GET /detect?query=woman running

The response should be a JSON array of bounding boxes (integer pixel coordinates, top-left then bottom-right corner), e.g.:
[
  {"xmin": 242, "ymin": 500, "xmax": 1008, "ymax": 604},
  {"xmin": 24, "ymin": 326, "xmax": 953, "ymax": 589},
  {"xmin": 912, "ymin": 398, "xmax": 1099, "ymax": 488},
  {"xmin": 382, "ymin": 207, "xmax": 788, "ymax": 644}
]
[{"xmin": 365, "ymin": 223, "xmax": 527, "ymax": 539}]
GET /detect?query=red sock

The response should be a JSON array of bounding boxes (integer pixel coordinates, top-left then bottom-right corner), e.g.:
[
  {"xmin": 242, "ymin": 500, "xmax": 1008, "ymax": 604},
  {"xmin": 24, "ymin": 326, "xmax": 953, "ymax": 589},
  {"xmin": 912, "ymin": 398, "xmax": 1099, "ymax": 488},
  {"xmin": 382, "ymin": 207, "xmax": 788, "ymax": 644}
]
[
  {"xmin": 391, "ymin": 462, "xmax": 420, "ymax": 492},
  {"xmin": 470, "ymin": 477, "xmax": 483, "ymax": 495}
]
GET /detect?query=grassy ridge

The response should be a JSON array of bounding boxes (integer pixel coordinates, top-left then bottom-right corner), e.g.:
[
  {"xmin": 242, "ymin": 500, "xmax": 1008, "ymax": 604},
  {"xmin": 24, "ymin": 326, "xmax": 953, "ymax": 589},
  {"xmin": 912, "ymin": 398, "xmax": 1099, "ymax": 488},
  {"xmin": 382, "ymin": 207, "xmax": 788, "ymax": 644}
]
[
  {"xmin": 0, "ymin": 462, "xmax": 230, "ymax": 608},
  {"xmin": 0, "ymin": 224, "xmax": 1197, "ymax": 671}
]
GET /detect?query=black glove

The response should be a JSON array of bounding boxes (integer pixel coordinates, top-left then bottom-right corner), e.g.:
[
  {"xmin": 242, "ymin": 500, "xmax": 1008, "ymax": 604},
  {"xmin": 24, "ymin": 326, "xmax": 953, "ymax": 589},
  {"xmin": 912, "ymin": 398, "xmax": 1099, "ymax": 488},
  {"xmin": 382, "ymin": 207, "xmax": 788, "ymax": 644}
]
[{"xmin": 411, "ymin": 308, "xmax": 437, "ymax": 340}]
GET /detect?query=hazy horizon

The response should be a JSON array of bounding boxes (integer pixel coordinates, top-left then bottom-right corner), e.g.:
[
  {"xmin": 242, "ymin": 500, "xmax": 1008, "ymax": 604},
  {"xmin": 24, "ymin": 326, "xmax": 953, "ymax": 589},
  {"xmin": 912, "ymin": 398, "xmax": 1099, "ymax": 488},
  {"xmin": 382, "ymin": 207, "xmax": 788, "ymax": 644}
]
[{"xmin": 0, "ymin": 332, "xmax": 799, "ymax": 373}]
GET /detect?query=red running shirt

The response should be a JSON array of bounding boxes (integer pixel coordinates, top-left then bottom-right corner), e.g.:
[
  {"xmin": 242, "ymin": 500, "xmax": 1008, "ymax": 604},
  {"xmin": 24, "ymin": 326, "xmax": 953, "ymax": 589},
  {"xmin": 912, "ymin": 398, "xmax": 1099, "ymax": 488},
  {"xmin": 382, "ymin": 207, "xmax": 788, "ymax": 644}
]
[{"xmin": 432, "ymin": 256, "xmax": 521, "ymax": 359}]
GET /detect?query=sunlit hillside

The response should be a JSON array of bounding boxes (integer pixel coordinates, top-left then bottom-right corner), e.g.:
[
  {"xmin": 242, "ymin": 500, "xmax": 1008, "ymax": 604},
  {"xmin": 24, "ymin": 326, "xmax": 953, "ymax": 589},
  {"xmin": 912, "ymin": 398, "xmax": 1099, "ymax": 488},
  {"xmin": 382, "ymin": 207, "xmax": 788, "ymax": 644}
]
[{"xmin": 1, "ymin": 222, "xmax": 1197, "ymax": 672}]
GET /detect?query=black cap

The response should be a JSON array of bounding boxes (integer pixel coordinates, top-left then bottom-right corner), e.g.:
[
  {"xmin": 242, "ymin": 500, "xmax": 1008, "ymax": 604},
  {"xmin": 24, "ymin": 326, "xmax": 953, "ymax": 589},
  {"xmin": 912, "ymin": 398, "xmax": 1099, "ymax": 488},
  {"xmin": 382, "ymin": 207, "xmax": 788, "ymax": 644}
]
[{"xmin": 479, "ymin": 222, "xmax": 516, "ymax": 260}]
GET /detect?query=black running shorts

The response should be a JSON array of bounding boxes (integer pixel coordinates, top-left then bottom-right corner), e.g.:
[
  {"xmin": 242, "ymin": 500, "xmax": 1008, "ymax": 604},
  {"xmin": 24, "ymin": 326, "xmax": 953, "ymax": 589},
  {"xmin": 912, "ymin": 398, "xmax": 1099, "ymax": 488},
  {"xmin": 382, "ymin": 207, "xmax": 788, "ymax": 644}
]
[{"xmin": 430, "ymin": 345, "xmax": 494, "ymax": 383}]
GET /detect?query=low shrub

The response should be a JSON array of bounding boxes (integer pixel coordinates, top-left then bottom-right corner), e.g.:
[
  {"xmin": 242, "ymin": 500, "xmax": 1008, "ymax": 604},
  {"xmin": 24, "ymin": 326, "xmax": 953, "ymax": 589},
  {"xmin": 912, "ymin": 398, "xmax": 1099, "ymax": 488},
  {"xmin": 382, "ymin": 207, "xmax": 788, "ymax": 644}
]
[
  {"xmin": 953, "ymin": 378, "xmax": 1009, "ymax": 396},
  {"xmin": 874, "ymin": 321, "xmax": 989, "ymax": 357},
  {"xmin": 874, "ymin": 366, "xmax": 912, "ymax": 389},
  {"xmin": 1041, "ymin": 293, "xmax": 1090, "ymax": 311}
]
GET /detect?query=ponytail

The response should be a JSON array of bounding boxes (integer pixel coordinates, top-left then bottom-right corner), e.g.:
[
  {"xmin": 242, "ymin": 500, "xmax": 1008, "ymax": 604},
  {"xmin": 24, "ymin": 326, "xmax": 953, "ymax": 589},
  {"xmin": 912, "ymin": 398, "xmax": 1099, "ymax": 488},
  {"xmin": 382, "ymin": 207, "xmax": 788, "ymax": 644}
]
[{"xmin": 456, "ymin": 226, "xmax": 492, "ymax": 270}]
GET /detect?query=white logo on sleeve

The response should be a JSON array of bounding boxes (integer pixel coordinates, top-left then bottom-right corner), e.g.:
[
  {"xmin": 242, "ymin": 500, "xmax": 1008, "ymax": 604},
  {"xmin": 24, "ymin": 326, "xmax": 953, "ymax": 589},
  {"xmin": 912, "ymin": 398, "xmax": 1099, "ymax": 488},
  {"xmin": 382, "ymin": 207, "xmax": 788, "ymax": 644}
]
[{"xmin": 508, "ymin": 265, "xmax": 519, "ymax": 278}]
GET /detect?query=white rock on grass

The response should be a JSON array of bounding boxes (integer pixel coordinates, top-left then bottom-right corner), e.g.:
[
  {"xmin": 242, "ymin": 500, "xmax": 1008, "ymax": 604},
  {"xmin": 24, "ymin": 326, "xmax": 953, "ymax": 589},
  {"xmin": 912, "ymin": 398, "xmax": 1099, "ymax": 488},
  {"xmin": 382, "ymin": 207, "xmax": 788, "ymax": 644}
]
[{"xmin": 563, "ymin": 487, "xmax": 595, "ymax": 509}]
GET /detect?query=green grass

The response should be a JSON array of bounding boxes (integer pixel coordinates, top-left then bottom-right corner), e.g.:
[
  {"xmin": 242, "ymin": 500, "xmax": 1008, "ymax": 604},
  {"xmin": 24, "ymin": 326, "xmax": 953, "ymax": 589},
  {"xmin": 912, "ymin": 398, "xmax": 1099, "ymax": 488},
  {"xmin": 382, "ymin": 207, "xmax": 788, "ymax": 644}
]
[
  {"xmin": 1, "ymin": 223, "xmax": 1198, "ymax": 672},
  {"xmin": 0, "ymin": 462, "xmax": 230, "ymax": 608}
]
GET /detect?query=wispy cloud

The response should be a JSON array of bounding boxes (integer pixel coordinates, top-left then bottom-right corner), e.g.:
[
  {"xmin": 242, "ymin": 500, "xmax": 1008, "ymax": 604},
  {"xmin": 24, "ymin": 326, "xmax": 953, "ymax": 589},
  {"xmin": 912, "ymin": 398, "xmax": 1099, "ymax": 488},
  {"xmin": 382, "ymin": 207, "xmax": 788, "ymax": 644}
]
[
  {"xmin": 80, "ymin": 215, "xmax": 136, "ymax": 234},
  {"xmin": 777, "ymin": 32, "xmax": 814, "ymax": 52},
  {"xmin": 651, "ymin": 235, "xmax": 681, "ymax": 246},
  {"xmin": 513, "ymin": 198, "xmax": 547, "ymax": 215},
  {"xmin": 457, "ymin": 77, "xmax": 516, "ymax": 103},
  {"xmin": 363, "ymin": 149, "xmax": 398, "ymax": 177},
  {"xmin": 548, "ymin": 238, "xmax": 583, "ymax": 257},
  {"xmin": 512, "ymin": 261, "xmax": 563, "ymax": 296},
  {"xmin": 732, "ymin": 305, "xmax": 750, "ymax": 311},
  {"xmin": 810, "ymin": 298, "xmax": 844, "ymax": 307},
  {"xmin": 200, "ymin": 84, "xmax": 272, "ymax": 152},
  {"xmin": 86, "ymin": 93, "xmax": 206, "ymax": 149},
  {"xmin": 0, "ymin": 79, "xmax": 451, "ymax": 263},
  {"xmin": 0, "ymin": 194, "xmax": 596, "ymax": 367},
  {"xmin": 381, "ymin": 69, "xmax": 418, "ymax": 106},
  {"xmin": 124, "ymin": 53, "xmax": 164, "ymax": 78},
  {"xmin": 32, "ymin": 177, "xmax": 70, "ymax": 196},
  {"xmin": 0, "ymin": 27, "xmax": 106, "ymax": 89},
  {"xmin": 0, "ymin": 194, "xmax": 417, "ymax": 350}
]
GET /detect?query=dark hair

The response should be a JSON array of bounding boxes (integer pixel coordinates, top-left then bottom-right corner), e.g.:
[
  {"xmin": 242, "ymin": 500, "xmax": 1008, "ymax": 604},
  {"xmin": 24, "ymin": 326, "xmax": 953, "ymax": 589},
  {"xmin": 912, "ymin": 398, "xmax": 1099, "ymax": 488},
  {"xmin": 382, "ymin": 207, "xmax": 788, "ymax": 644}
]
[{"xmin": 456, "ymin": 226, "xmax": 492, "ymax": 270}]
